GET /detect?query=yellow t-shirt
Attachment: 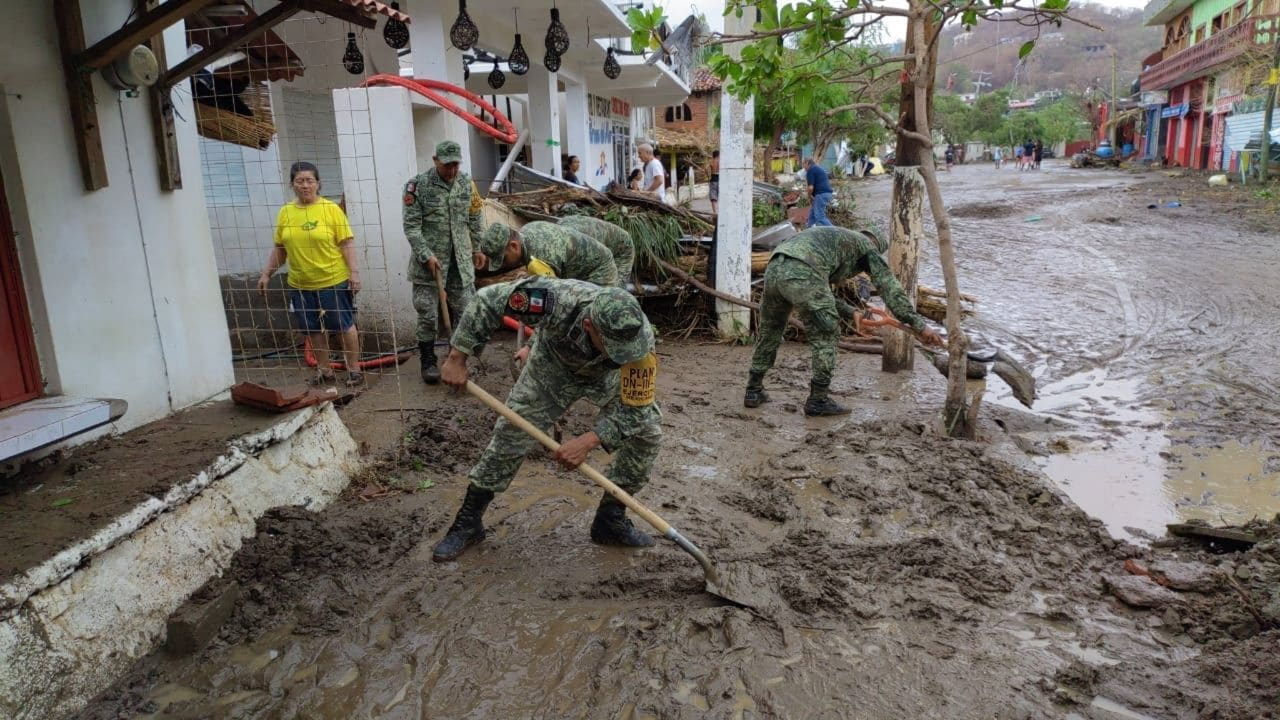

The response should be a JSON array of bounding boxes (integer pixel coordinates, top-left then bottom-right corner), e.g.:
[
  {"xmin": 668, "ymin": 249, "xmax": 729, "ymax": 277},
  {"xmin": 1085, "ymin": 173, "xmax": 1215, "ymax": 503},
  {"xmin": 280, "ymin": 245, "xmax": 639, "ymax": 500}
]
[{"xmin": 273, "ymin": 198, "xmax": 354, "ymax": 290}]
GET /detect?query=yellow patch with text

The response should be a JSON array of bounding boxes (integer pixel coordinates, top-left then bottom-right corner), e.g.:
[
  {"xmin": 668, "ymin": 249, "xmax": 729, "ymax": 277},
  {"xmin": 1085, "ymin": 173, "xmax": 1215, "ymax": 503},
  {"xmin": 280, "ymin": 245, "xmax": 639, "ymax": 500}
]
[
  {"xmin": 620, "ymin": 352, "xmax": 657, "ymax": 407},
  {"xmin": 527, "ymin": 257, "xmax": 557, "ymax": 277}
]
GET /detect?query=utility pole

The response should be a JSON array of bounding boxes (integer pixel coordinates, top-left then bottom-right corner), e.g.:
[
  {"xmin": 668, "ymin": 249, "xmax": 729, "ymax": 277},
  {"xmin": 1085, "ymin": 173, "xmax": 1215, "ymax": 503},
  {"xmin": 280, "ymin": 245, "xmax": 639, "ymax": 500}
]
[
  {"xmin": 714, "ymin": 1, "xmax": 755, "ymax": 336},
  {"xmin": 1110, "ymin": 47, "xmax": 1119, "ymax": 148},
  {"xmin": 1261, "ymin": 25, "xmax": 1280, "ymax": 183}
]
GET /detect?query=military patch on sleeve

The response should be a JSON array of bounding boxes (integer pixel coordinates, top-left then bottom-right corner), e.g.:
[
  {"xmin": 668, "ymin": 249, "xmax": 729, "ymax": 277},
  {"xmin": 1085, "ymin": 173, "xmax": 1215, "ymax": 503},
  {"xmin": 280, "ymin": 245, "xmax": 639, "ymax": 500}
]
[
  {"xmin": 507, "ymin": 287, "xmax": 555, "ymax": 316},
  {"xmin": 620, "ymin": 352, "xmax": 657, "ymax": 407},
  {"xmin": 403, "ymin": 181, "xmax": 417, "ymax": 207}
]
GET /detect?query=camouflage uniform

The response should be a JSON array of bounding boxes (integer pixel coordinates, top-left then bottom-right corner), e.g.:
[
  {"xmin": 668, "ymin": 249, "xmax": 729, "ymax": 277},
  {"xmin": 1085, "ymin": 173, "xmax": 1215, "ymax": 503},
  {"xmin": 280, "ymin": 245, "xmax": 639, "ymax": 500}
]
[
  {"xmin": 557, "ymin": 215, "xmax": 635, "ymax": 287},
  {"xmin": 402, "ymin": 145, "xmax": 484, "ymax": 344},
  {"xmin": 479, "ymin": 221, "xmax": 618, "ymax": 287},
  {"xmin": 451, "ymin": 277, "xmax": 661, "ymax": 494},
  {"xmin": 750, "ymin": 226, "xmax": 924, "ymax": 385}
]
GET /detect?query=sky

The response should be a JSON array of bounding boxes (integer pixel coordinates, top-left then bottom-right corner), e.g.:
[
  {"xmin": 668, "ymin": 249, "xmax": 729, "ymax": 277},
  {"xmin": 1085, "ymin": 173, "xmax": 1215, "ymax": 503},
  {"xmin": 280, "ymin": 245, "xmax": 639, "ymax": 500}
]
[{"xmin": 659, "ymin": 0, "xmax": 1151, "ymax": 38}]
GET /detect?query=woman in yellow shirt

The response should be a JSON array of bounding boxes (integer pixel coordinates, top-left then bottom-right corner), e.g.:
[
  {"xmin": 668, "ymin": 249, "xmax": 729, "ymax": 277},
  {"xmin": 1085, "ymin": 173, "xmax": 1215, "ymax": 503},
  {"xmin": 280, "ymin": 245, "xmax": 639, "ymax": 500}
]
[{"xmin": 257, "ymin": 161, "xmax": 363, "ymax": 385}]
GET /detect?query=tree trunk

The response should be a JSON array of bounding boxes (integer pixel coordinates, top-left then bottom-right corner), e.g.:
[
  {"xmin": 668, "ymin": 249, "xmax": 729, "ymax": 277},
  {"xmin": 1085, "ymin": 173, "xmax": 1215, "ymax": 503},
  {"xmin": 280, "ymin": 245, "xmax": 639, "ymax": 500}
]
[
  {"xmin": 884, "ymin": 13, "xmax": 930, "ymax": 373},
  {"xmin": 908, "ymin": 2, "xmax": 973, "ymax": 438},
  {"xmin": 762, "ymin": 121, "xmax": 784, "ymax": 183},
  {"xmin": 882, "ymin": 166, "xmax": 924, "ymax": 372}
]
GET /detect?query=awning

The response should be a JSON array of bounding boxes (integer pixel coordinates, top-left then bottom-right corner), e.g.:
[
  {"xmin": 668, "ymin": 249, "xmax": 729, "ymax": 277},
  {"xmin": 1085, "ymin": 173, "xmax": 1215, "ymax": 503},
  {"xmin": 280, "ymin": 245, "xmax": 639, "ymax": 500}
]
[{"xmin": 186, "ymin": 1, "xmax": 305, "ymax": 82}]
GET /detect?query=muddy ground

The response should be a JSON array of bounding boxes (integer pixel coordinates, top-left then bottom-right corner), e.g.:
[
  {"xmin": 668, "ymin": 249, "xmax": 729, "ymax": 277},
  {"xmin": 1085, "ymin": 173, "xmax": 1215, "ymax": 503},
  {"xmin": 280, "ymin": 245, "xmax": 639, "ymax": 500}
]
[{"xmin": 82, "ymin": 164, "xmax": 1280, "ymax": 719}]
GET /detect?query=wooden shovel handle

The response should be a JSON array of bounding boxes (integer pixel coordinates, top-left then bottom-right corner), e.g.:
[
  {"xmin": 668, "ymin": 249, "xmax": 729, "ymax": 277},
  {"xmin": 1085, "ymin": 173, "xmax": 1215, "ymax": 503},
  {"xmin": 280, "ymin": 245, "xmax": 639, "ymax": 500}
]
[
  {"xmin": 431, "ymin": 265, "xmax": 452, "ymax": 335},
  {"xmin": 465, "ymin": 380, "xmax": 672, "ymax": 534}
]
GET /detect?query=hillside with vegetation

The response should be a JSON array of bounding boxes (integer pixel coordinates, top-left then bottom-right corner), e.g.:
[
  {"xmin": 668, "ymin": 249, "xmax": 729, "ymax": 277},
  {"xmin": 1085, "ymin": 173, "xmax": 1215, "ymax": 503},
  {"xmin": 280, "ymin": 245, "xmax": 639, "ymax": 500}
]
[{"xmin": 939, "ymin": 3, "xmax": 1163, "ymax": 99}]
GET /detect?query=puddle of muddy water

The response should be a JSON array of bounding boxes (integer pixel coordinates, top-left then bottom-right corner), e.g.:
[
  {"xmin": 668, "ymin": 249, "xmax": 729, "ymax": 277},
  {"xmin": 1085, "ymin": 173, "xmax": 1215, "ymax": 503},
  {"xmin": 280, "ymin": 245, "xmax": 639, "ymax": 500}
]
[{"xmin": 993, "ymin": 370, "xmax": 1280, "ymax": 538}]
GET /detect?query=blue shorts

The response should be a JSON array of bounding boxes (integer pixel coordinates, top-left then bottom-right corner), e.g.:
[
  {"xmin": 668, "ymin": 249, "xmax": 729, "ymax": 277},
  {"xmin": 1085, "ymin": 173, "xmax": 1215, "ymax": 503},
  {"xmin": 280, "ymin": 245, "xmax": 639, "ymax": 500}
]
[{"xmin": 289, "ymin": 281, "xmax": 356, "ymax": 334}]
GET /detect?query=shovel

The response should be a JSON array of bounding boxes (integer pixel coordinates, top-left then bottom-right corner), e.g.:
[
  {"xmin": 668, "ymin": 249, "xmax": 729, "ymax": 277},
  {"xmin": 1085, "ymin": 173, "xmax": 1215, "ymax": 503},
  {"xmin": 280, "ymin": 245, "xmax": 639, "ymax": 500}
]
[
  {"xmin": 464, "ymin": 380, "xmax": 771, "ymax": 610},
  {"xmin": 430, "ymin": 265, "xmax": 452, "ymax": 336},
  {"xmin": 857, "ymin": 307, "xmax": 1037, "ymax": 408}
]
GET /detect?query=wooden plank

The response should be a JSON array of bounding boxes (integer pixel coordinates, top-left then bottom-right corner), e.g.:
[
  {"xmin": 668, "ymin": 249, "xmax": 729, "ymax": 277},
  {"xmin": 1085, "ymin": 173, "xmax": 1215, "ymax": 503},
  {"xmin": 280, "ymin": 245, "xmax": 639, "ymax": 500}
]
[
  {"xmin": 54, "ymin": 0, "xmax": 109, "ymax": 191},
  {"xmin": 141, "ymin": 0, "xmax": 182, "ymax": 190},
  {"xmin": 76, "ymin": 0, "xmax": 216, "ymax": 71},
  {"xmin": 158, "ymin": 0, "xmax": 302, "ymax": 88},
  {"xmin": 298, "ymin": 0, "xmax": 378, "ymax": 29},
  {"xmin": 1167, "ymin": 523, "xmax": 1260, "ymax": 548}
]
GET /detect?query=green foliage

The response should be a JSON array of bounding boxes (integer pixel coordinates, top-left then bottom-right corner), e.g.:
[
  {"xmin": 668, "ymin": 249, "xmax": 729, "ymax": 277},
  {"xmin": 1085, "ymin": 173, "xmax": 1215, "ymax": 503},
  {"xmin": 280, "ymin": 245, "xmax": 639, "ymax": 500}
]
[
  {"xmin": 600, "ymin": 206, "xmax": 684, "ymax": 271},
  {"xmin": 752, "ymin": 200, "xmax": 784, "ymax": 227},
  {"xmin": 626, "ymin": 6, "xmax": 668, "ymax": 54},
  {"xmin": 415, "ymin": 478, "xmax": 435, "ymax": 491},
  {"xmin": 933, "ymin": 94, "xmax": 975, "ymax": 145}
]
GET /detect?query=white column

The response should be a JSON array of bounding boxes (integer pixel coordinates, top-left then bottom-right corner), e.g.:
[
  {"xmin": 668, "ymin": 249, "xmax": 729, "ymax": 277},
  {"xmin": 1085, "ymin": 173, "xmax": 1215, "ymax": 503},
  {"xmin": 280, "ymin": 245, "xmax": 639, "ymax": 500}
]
[
  {"xmin": 714, "ymin": 6, "xmax": 755, "ymax": 336},
  {"xmin": 335, "ymin": 87, "xmax": 418, "ymax": 336},
  {"xmin": 527, "ymin": 63, "xmax": 562, "ymax": 176},
  {"xmin": 564, "ymin": 81, "xmax": 591, "ymax": 171},
  {"xmin": 404, "ymin": 0, "xmax": 471, "ymax": 172}
]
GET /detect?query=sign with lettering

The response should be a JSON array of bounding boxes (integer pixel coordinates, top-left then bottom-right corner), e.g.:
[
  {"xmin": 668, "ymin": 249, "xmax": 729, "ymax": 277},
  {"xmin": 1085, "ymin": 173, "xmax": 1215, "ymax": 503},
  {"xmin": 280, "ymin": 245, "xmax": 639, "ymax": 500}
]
[{"xmin": 1160, "ymin": 102, "xmax": 1189, "ymax": 119}]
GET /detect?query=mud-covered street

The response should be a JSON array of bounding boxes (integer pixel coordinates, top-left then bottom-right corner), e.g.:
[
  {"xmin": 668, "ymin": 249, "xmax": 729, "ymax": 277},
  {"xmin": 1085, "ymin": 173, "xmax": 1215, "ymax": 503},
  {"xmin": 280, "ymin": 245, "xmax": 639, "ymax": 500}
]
[{"xmin": 83, "ymin": 165, "xmax": 1280, "ymax": 720}]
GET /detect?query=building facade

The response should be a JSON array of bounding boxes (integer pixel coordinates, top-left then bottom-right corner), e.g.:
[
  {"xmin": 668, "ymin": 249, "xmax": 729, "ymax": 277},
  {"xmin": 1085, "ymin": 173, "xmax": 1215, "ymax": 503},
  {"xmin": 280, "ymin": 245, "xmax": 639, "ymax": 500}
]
[{"xmin": 1139, "ymin": 0, "xmax": 1280, "ymax": 170}]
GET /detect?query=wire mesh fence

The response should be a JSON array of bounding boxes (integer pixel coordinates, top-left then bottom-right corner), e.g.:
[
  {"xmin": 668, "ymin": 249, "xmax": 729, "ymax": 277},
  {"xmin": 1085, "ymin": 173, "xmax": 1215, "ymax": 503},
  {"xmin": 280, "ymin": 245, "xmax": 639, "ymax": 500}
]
[{"xmin": 191, "ymin": 12, "xmax": 415, "ymax": 407}]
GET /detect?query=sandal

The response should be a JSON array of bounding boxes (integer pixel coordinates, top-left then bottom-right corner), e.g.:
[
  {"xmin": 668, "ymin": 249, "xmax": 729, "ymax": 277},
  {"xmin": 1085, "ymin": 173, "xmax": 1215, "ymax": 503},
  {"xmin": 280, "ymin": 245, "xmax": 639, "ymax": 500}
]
[
  {"xmin": 307, "ymin": 371, "xmax": 337, "ymax": 386},
  {"xmin": 344, "ymin": 372, "xmax": 365, "ymax": 387}
]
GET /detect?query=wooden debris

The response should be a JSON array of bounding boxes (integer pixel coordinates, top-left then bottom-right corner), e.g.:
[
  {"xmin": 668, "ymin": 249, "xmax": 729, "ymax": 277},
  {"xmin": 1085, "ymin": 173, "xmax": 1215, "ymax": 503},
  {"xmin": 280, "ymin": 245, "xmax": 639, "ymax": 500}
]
[{"xmin": 1167, "ymin": 523, "xmax": 1260, "ymax": 550}]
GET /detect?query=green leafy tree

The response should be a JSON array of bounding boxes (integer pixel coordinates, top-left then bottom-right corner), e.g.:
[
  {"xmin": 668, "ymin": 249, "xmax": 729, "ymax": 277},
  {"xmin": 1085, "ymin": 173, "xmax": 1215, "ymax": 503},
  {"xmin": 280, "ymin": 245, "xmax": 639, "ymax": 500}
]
[
  {"xmin": 708, "ymin": 0, "xmax": 1088, "ymax": 437},
  {"xmin": 933, "ymin": 94, "xmax": 975, "ymax": 145}
]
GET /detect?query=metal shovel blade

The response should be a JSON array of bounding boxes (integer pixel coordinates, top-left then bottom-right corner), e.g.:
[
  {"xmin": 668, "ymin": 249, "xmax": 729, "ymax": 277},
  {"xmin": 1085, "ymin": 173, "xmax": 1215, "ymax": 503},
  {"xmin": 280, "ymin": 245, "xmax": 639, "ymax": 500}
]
[{"xmin": 664, "ymin": 527, "xmax": 775, "ymax": 610}]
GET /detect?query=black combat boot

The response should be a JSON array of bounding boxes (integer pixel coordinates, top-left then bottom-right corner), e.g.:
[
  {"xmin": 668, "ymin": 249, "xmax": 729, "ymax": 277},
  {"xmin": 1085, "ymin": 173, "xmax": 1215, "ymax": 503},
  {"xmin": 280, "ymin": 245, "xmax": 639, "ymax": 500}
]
[
  {"xmin": 431, "ymin": 485, "xmax": 495, "ymax": 561},
  {"xmin": 743, "ymin": 371, "xmax": 769, "ymax": 408},
  {"xmin": 420, "ymin": 342, "xmax": 440, "ymax": 384},
  {"xmin": 590, "ymin": 494, "xmax": 654, "ymax": 547},
  {"xmin": 803, "ymin": 380, "xmax": 851, "ymax": 416}
]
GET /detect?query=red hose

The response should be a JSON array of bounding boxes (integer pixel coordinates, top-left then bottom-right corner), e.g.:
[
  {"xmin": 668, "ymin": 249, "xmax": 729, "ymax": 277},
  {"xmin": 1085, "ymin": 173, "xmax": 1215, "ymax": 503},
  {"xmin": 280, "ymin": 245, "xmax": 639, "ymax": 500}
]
[
  {"xmin": 303, "ymin": 337, "xmax": 413, "ymax": 371},
  {"xmin": 360, "ymin": 74, "xmax": 519, "ymax": 144},
  {"xmin": 503, "ymin": 316, "xmax": 535, "ymax": 336}
]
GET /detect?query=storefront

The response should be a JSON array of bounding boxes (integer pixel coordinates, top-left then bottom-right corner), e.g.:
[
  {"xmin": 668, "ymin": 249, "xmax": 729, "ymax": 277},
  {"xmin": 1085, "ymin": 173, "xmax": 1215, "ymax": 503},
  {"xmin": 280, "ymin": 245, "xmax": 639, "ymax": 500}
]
[
  {"xmin": 585, "ymin": 94, "xmax": 632, "ymax": 192},
  {"xmin": 1163, "ymin": 79, "xmax": 1209, "ymax": 169},
  {"xmin": 1209, "ymin": 94, "xmax": 1240, "ymax": 171}
]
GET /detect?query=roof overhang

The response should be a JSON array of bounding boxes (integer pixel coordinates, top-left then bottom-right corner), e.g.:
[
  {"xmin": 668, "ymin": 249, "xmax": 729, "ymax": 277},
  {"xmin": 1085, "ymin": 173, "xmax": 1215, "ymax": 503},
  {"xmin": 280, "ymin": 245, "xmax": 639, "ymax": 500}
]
[
  {"xmin": 1145, "ymin": 0, "xmax": 1195, "ymax": 27},
  {"xmin": 448, "ymin": 44, "xmax": 689, "ymax": 107}
]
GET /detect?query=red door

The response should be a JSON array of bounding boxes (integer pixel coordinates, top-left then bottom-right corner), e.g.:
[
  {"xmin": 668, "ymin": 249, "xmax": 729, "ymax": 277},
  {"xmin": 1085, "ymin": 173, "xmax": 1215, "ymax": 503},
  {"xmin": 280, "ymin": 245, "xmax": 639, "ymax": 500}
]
[{"xmin": 0, "ymin": 166, "xmax": 40, "ymax": 409}]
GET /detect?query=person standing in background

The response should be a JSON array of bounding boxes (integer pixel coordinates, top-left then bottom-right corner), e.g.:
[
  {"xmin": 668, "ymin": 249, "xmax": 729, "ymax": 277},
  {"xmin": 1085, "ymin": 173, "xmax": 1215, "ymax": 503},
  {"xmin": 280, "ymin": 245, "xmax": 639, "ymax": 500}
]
[
  {"xmin": 402, "ymin": 140, "xmax": 486, "ymax": 384},
  {"xmin": 992, "ymin": 145, "xmax": 1003, "ymax": 169},
  {"xmin": 804, "ymin": 157, "xmax": 834, "ymax": 227},
  {"xmin": 563, "ymin": 155, "xmax": 582, "ymax": 185},
  {"xmin": 258, "ymin": 161, "xmax": 363, "ymax": 387},
  {"xmin": 638, "ymin": 143, "xmax": 666, "ymax": 202}
]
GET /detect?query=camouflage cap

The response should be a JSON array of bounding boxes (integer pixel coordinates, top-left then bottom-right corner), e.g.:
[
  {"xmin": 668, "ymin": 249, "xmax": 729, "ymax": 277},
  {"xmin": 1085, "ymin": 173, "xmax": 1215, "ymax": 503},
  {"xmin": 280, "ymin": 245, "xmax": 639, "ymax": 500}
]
[
  {"xmin": 589, "ymin": 287, "xmax": 654, "ymax": 365},
  {"xmin": 559, "ymin": 203, "xmax": 589, "ymax": 216},
  {"xmin": 434, "ymin": 140, "xmax": 463, "ymax": 164},
  {"xmin": 859, "ymin": 226, "xmax": 888, "ymax": 254},
  {"xmin": 480, "ymin": 223, "xmax": 517, "ymax": 271}
]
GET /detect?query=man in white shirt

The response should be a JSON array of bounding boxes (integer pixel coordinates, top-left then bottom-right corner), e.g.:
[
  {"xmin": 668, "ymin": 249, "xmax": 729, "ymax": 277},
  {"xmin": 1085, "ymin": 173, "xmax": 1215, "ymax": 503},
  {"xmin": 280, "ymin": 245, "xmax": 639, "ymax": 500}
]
[{"xmin": 638, "ymin": 143, "xmax": 665, "ymax": 202}]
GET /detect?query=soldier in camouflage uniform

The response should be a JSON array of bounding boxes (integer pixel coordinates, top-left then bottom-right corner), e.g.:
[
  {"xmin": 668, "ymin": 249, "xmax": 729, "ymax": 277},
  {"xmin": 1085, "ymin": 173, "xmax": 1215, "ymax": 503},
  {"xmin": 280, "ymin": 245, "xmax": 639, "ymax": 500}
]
[
  {"xmin": 402, "ymin": 140, "xmax": 486, "ymax": 384},
  {"xmin": 557, "ymin": 214, "xmax": 635, "ymax": 287},
  {"xmin": 746, "ymin": 226, "xmax": 944, "ymax": 416},
  {"xmin": 478, "ymin": 221, "xmax": 618, "ymax": 288},
  {"xmin": 432, "ymin": 277, "xmax": 661, "ymax": 561}
]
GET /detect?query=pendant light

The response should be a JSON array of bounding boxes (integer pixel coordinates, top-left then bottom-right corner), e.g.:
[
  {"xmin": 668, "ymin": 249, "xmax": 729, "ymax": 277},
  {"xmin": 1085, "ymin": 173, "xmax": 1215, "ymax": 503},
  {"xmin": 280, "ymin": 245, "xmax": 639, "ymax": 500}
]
[
  {"xmin": 383, "ymin": 2, "xmax": 409, "ymax": 49},
  {"xmin": 487, "ymin": 60, "xmax": 506, "ymax": 90},
  {"xmin": 543, "ymin": 49, "xmax": 561, "ymax": 73},
  {"xmin": 509, "ymin": 10, "xmax": 530, "ymax": 75},
  {"xmin": 545, "ymin": 4, "xmax": 570, "ymax": 57},
  {"xmin": 450, "ymin": 0, "xmax": 479, "ymax": 51},
  {"xmin": 342, "ymin": 32, "xmax": 364, "ymax": 75},
  {"xmin": 603, "ymin": 47, "xmax": 621, "ymax": 79}
]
